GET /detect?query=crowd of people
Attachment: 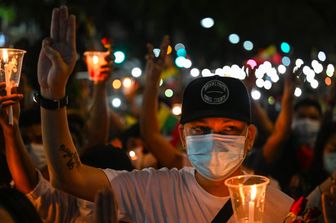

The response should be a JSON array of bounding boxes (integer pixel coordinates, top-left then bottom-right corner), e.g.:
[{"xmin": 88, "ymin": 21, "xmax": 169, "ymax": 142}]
[{"xmin": 0, "ymin": 5, "xmax": 335, "ymax": 223}]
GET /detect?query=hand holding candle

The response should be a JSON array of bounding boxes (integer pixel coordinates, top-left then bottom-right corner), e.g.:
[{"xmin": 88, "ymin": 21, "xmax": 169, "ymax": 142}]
[
  {"xmin": 0, "ymin": 48, "xmax": 26, "ymax": 125},
  {"xmin": 84, "ymin": 51, "xmax": 110, "ymax": 83},
  {"xmin": 225, "ymin": 175, "xmax": 270, "ymax": 223}
]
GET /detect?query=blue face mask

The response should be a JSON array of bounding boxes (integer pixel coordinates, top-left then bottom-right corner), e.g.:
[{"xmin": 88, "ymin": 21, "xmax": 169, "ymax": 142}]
[
  {"xmin": 186, "ymin": 133, "xmax": 246, "ymax": 181},
  {"xmin": 324, "ymin": 152, "xmax": 336, "ymax": 174}
]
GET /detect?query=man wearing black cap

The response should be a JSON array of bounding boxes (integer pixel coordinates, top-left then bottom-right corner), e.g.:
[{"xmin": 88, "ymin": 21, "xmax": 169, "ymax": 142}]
[{"xmin": 37, "ymin": 6, "xmax": 293, "ymax": 222}]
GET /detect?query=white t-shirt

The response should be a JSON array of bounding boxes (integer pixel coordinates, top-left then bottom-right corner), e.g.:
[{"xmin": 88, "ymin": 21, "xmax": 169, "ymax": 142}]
[
  {"xmin": 26, "ymin": 171, "xmax": 94, "ymax": 223},
  {"xmin": 103, "ymin": 167, "xmax": 293, "ymax": 223}
]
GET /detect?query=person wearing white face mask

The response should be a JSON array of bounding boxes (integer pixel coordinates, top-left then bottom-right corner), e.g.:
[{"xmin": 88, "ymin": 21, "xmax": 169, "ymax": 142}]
[
  {"xmin": 306, "ymin": 121, "xmax": 336, "ymax": 222},
  {"xmin": 36, "ymin": 9, "xmax": 294, "ymax": 221}
]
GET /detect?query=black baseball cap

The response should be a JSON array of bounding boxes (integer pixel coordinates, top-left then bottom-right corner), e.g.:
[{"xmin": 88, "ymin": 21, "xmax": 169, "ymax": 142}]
[{"xmin": 180, "ymin": 75, "xmax": 251, "ymax": 124}]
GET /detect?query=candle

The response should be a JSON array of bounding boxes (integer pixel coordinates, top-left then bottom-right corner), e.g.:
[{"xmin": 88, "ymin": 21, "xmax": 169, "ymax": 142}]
[
  {"xmin": 249, "ymin": 185, "xmax": 257, "ymax": 223},
  {"xmin": 84, "ymin": 51, "xmax": 109, "ymax": 83},
  {"xmin": 2, "ymin": 49, "xmax": 13, "ymax": 125},
  {"xmin": 0, "ymin": 48, "xmax": 26, "ymax": 125}
]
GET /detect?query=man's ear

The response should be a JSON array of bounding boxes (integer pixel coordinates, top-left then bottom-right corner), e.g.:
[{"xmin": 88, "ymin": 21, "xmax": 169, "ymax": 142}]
[
  {"xmin": 178, "ymin": 124, "xmax": 186, "ymax": 148},
  {"xmin": 246, "ymin": 124, "xmax": 257, "ymax": 151}
]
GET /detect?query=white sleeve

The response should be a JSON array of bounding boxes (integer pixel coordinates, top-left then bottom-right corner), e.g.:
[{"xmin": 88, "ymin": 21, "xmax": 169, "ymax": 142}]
[
  {"xmin": 26, "ymin": 170, "xmax": 79, "ymax": 223},
  {"xmin": 306, "ymin": 187, "xmax": 321, "ymax": 209}
]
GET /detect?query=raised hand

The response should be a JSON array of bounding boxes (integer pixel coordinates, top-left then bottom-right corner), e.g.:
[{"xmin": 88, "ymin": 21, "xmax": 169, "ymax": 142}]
[
  {"xmin": 37, "ymin": 5, "xmax": 77, "ymax": 99},
  {"xmin": 144, "ymin": 35, "xmax": 170, "ymax": 85},
  {"xmin": 0, "ymin": 83, "xmax": 23, "ymax": 129}
]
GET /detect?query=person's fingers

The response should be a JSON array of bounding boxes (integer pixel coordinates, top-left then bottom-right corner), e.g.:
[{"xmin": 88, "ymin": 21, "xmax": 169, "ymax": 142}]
[
  {"xmin": 159, "ymin": 35, "xmax": 169, "ymax": 59},
  {"xmin": 66, "ymin": 15, "xmax": 76, "ymax": 50},
  {"xmin": 50, "ymin": 8, "xmax": 60, "ymax": 41},
  {"xmin": 59, "ymin": 5, "xmax": 69, "ymax": 41},
  {"xmin": 44, "ymin": 44, "xmax": 64, "ymax": 67},
  {"xmin": 0, "ymin": 82, "xmax": 6, "ymax": 92},
  {"xmin": 146, "ymin": 43, "xmax": 155, "ymax": 59}
]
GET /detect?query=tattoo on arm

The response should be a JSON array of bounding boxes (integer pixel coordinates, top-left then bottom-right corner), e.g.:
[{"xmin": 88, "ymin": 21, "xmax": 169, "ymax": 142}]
[{"xmin": 59, "ymin": 144, "xmax": 80, "ymax": 170}]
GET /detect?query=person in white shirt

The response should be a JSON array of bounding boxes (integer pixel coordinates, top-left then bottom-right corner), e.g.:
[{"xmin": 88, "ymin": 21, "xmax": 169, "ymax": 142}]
[{"xmin": 36, "ymin": 5, "xmax": 293, "ymax": 222}]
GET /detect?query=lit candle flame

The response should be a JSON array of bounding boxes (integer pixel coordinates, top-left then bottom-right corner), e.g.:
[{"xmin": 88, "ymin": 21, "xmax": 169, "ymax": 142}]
[
  {"xmin": 129, "ymin": 150, "xmax": 138, "ymax": 160},
  {"xmin": 2, "ymin": 49, "xmax": 8, "ymax": 63},
  {"xmin": 92, "ymin": 55, "xmax": 99, "ymax": 64},
  {"xmin": 250, "ymin": 185, "xmax": 257, "ymax": 201}
]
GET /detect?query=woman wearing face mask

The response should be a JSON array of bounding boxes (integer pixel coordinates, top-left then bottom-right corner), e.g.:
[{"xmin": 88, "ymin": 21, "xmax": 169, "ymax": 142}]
[{"xmin": 306, "ymin": 122, "xmax": 336, "ymax": 222}]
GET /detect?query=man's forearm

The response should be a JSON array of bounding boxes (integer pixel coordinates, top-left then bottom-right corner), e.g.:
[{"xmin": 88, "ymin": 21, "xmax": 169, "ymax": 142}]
[{"xmin": 41, "ymin": 108, "xmax": 81, "ymax": 185}]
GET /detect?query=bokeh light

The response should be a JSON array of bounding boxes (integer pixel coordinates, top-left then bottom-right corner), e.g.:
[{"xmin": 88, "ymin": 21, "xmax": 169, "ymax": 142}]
[
  {"xmin": 164, "ymin": 89, "xmax": 174, "ymax": 98},
  {"xmin": 200, "ymin": 17, "xmax": 215, "ymax": 28},
  {"xmin": 114, "ymin": 51, "xmax": 125, "ymax": 64},
  {"xmin": 131, "ymin": 67, "xmax": 142, "ymax": 78},
  {"xmin": 112, "ymin": 79, "xmax": 122, "ymax": 89},
  {"xmin": 228, "ymin": 33, "xmax": 240, "ymax": 44},
  {"xmin": 280, "ymin": 42, "xmax": 291, "ymax": 53},
  {"xmin": 317, "ymin": 51, "xmax": 326, "ymax": 62},
  {"xmin": 190, "ymin": 68, "xmax": 200, "ymax": 77},
  {"xmin": 243, "ymin": 41, "xmax": 254, "ymax": 51},
  {"xmin": 111, "ymin": 97, "xmax": 122, "ymax": 108}
]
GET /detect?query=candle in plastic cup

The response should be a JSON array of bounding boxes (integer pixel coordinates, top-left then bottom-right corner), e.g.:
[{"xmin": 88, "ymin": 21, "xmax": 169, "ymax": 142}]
[
  {"xmin": 225, "ymin": 175, "xmax": 270, "ymax": 223},
  {"xmin": 84, "ymin": 51, "xmax": 109, "ymax": 82},
  {"xmin": 0, "ymin": 48, "xmax": 26, "ymax": 125}
]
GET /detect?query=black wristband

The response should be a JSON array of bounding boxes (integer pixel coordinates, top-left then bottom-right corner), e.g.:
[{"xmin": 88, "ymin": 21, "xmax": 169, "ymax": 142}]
[{"xmin": 33, "ymin": 92, "xmax": 68, "ymax": 110}]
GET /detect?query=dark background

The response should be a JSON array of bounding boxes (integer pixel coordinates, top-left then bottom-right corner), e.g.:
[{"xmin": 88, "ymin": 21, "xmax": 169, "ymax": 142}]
[{"xmin": 1, "ymin": 0, "xmax": 336, "ymax": 96}]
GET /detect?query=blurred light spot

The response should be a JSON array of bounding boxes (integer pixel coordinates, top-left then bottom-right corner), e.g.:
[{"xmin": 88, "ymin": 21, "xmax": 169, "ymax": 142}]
[
  {"xmin": 190, "ymin": 68, "xmax": 200, "ymax": 77},
  {"xmin": 256, "ymin": 78, "xmax": 264, "ymax": 88},
  {"xmin": 251, "ymin": 89, "xmax": 261, "ymax": 100},
  {"xmin": 243, "ymin": 41, "xmax": 254, "ymax": 51},
  {"xmin": 280, "ymin": 42, "xmax": 291, "ymax": 53},
  {"xmin": 278, "ymin": 65, "xmax": 286, "ymax": 74},
  {"xmin": 167, "ymin": 45, "xmax": 173, "ymax": 55},
  {"xmin": 201, "ymin": 68, "xmax": 212, "ymax": 76},
  {"xmin": 175, "ymin": 56, "xmax": 185, "ymax": 68},
  {"xmin": 172, "ymin": 104, "xmax": 182, "ymax": 116},
  {"xmin": 310, "ymin": 79, "xmax": 319, "ymax": 89},
  {"xmin": 264, "ymin": 80, "xmax": 272, "ymax": 90},
  {"xmin": 164, "ymin": 89, "xmax": 174, "ymax": 98},
  {"xmin": 317, "ymin": 51, "xmax": 326, "ymax": 62},
  {"xmin": 295, "ymin": 59, "xmax": 304, "ymax": 68},
  {"xmin": 325, "ymin": 77, "xmax": 332, "ymax": 86},
  {"xmin": 294, "ymin": 87, "xmax": 302, "ymax": 97},
  {"xmin": 268, "ymin": 96, "xmax": 275, "ymax": 105},
  {"xmin": 159, "ymin": 79, "xmax": 163, "ymax": 86},
  {"xmin": 326, "ymin": 64, "xmax": 334, "ymax": 77},
  {"xmin": 0, "ymin": 33, "xmax": 5, "ymax": 47},
  {"xmin": 311, "ymin": 60, "xmax": 323, "ymax": 74},
  {"xmin": 246, "ymin": 59, "xmax": 257, "ymax": 69},
  {"xmin": 112, "ymin": 98, "xmax": 122, "ymax": 108},
  {"xmin": 131, "ymin": 67, "xmax": 142, "ymax": 78},
  {"xmin": 200, "ymin": 17, "xmax": 214, "ymax": 28},
  {"xmin": 112, "ymin": 79, "xmax": 122, "ymax": 89},
  {"xmin": 177, "ymin": 48, "xmax": 187, "ymax": 57},
  {"xmin": 153, "ymin": 48, "xmax": 160, "ymax": 57},
  {"xmin": 122, "ymin": 77, "xmax": 132, "ymax": 88},
  {"xmin": 215, "ymin": 68, "xmax": 224, "ymax": 76},
  {"xmin": 114, "ymin": 51, "xmax": 125, "ymax": 64},
  {"xmin": 184, "ymin": 59, "xmax": 192, "ymax": 68},
  {"xmin": 282, "ymin": 56, "xmax": 291, "ymax": 66},
  {"xmin": 129, "ymin": 151, "xmax": 137, "ymax": 160},
  {"xmin": 174, "ymin": 43, "xmax": 185, "ymax": 51},
  {"xmin": 228, "ymin": 33, "xmax": 240, "ymax": 44}
]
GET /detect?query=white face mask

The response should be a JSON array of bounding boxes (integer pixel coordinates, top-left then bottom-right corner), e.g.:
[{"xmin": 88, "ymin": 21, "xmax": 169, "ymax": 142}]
[
  {"xmin": 324, "ymin": 152, "xmax": 336, "ymax": 174},
  {"xmin": 186, "ymin": 133, "xmax": 246, "ymax": 181},
  {"xmin": 291, "ymin": 118, "xmax": 320, "ymax": 147}
]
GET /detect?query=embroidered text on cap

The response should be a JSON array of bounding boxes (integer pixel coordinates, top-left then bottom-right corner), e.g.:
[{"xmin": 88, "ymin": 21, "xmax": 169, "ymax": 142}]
[{"xmin": 200, "ymin": 80, "xmax": 229, "ymax": 105}]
